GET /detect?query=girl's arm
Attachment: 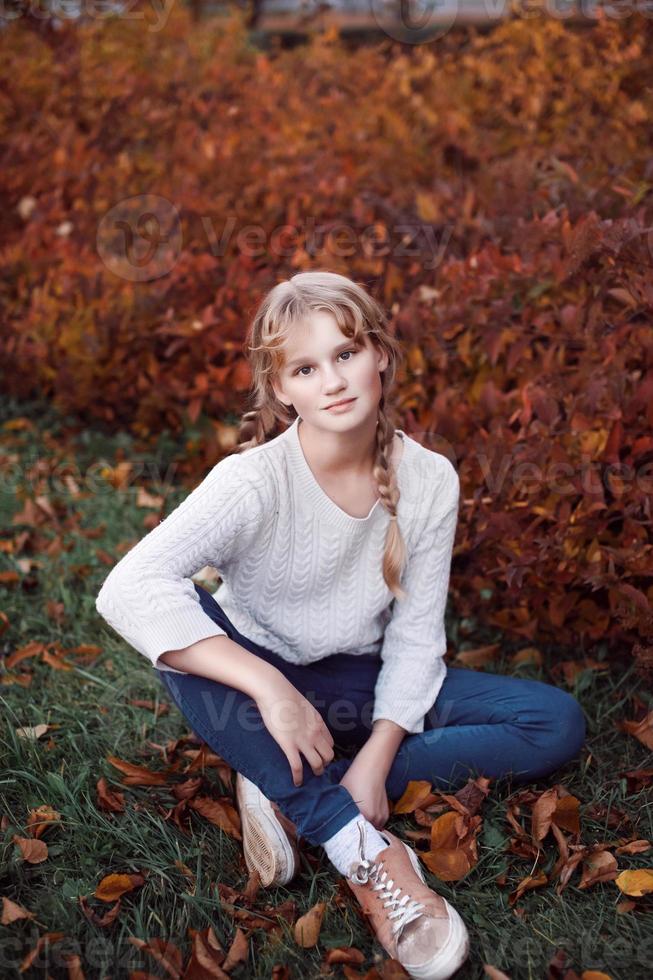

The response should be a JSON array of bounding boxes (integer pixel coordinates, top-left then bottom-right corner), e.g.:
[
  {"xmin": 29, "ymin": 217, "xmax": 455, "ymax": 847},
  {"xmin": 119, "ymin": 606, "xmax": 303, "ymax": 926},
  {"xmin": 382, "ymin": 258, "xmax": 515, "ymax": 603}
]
[
  {"xmin": 363, "ymin": 719, "xmax": 407, "ymax": 772},
  {"xmin": 338, "ymin": 719, "xmax": 407, "ymax": 829},
  {"xmin": 160, "ymin": 634, "xmax": 281, "ymax": 699}
]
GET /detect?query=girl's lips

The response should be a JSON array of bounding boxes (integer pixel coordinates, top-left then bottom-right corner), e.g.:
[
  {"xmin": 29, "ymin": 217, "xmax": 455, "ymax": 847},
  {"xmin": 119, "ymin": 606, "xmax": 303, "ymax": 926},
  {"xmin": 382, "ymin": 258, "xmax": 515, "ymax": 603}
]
[{"xmin": 325, "ymin": 397, "xmax": 356, "ymax": 409}]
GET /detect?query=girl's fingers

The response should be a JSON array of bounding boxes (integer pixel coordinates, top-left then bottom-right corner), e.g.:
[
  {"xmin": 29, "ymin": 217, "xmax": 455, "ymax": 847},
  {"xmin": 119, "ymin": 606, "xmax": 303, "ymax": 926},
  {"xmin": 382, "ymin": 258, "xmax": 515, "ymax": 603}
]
[
  {"xmin": 302, "ymin": 745, "xmax": 326, "ymax": 777},
  {"xmin": 285, "ymin": 747, "xmax": 304, "ymax": 786},
  {"xmin": 308, "ymin": 711, "xmax": 334, "ymax": 748},
  {"xmin": 315, "ymin": 734, "xmax": 335, "ymax": 765}
]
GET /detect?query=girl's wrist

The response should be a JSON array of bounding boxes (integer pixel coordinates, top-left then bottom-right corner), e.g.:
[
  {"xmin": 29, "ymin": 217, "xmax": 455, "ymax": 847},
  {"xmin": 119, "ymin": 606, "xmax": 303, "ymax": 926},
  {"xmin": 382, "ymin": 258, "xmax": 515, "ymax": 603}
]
[{"xmin": 359, "ymin": 734, "xmax": 398, "ymax": 775}]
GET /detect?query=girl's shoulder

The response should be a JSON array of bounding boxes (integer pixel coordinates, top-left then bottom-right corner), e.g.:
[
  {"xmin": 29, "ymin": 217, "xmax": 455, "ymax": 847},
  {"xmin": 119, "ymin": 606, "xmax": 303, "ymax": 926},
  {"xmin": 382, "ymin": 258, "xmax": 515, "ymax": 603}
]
[
  {"xmin": 399, "ymin": 431, "xmax": 459, "ymax": 490},
  {"xmin": 398, "ymin": 433, "xmax": 459, "ymax": 525}
]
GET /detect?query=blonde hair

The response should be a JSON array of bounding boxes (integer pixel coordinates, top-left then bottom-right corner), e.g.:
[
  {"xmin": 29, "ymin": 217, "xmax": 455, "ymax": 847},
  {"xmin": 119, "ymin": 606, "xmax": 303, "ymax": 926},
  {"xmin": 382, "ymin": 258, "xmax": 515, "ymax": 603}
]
[{"xmin": 231, "ymin": 271, "xmax": 408, "ymax": 600}]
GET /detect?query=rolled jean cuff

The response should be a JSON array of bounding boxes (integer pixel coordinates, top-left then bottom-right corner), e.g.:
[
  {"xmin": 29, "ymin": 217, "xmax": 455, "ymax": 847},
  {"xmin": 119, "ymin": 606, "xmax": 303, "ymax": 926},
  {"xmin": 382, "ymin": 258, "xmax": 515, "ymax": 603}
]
[{"xmin": 308, "ymin": 791, "xmax": 363, "ymax": 845}]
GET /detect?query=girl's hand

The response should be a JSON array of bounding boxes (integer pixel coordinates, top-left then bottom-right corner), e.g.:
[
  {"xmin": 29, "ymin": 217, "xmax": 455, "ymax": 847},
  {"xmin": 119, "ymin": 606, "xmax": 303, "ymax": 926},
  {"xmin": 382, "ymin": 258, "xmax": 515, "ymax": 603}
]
[
  {"xmin": 255, "ymin": 672, "xmax": 335, "ymax": 786},
  {"xmin": 339, "ymin": 752, "xmax": 390, "ymax": 830}
]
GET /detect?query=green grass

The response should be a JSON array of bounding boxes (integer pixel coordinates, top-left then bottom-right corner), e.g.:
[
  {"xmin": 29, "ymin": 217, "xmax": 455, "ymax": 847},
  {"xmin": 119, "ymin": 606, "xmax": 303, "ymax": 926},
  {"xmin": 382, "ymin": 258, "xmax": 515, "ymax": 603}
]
[{"xmin": 1, "ymin": 395, "xmax": 652, "ymax": 980}]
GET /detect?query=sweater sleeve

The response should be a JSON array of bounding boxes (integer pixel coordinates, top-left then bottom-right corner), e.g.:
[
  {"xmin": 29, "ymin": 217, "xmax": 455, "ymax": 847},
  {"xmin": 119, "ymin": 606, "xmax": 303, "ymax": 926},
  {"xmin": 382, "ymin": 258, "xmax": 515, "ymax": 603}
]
[
  {"xmin": 372, "ymin": 458, "xmax": 460, "ymax": 734},
  {"xmin": 95, "ymin": 453, "xmax": 269, "ymax": 675}
]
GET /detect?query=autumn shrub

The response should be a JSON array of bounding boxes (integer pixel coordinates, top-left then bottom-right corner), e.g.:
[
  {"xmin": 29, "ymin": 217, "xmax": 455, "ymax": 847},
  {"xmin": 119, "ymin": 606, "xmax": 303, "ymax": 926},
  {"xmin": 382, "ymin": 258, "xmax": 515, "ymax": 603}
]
[{"xmin": 0, "ymin": 8, "xmax": 652, "ymax": 674}]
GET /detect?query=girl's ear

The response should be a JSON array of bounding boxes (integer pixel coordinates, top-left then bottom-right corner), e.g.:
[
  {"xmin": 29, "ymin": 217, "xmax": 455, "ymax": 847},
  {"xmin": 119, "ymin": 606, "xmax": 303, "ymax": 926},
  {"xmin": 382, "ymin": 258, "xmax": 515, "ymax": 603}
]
[
  {"xmin": 374, "ymin": 343, "xmax": 389, "ymax": 374},
  {"xmin": 272, "ymin": 378, "xmax": 292, "ymax": 407}
]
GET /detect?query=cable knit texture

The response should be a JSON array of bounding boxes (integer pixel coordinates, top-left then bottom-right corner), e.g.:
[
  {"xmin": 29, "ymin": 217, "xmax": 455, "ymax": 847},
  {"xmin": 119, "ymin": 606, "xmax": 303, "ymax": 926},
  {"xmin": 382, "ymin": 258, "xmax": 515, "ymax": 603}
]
[{"xmin": 95, "ymin": 415, "xmax": 460, "ymax": 734}]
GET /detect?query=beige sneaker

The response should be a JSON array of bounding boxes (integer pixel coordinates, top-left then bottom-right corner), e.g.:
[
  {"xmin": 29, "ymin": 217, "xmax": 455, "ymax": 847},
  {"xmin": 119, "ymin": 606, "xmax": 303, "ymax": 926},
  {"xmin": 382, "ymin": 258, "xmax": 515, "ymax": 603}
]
[
  {"xmin": 346, "ymin": 820, "xmax": 470, "ymax": 980},
  {"xmin": 235, "ymin": 772, "xmax": 300, "ymax": 887}
]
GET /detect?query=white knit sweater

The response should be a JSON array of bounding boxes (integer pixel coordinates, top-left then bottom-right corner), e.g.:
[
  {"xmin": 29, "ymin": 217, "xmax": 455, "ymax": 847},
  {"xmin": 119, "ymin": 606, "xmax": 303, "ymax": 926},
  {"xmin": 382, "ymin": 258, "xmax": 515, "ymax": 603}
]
[{"xmin": 95, "ymin": 415, "xmax": 460, "ymax": 734}]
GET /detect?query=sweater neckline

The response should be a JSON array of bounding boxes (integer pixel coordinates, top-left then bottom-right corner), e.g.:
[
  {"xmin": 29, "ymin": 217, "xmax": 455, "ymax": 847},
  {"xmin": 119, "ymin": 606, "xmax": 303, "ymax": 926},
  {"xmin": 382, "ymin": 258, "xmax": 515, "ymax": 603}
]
[{"xmin": 285, "ymin": 414, "xmax": 410, "ymax": 529}]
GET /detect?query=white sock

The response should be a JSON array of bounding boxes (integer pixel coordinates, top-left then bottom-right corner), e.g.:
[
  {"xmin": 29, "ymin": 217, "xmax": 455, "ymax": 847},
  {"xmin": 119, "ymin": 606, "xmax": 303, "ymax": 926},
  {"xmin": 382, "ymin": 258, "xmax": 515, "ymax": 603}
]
[{"xmin": 322, "ymin": 815, "xmax": 387, "ymax": 877}]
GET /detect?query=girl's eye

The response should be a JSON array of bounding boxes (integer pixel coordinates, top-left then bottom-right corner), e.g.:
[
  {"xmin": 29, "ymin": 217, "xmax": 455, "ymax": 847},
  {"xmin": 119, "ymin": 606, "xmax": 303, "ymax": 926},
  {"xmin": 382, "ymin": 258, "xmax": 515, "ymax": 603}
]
[{"xmin": 294, "ymin": 349, "xmax": 357, "ymax": 377}]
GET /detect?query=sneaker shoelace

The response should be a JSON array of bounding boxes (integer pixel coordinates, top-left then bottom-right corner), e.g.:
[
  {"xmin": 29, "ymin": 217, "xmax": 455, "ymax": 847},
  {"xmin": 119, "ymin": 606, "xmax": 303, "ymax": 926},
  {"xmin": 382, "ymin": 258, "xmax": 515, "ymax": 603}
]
[{"xmin": 349, "ymin": 820, "xmax": 426, "ymax": 940}]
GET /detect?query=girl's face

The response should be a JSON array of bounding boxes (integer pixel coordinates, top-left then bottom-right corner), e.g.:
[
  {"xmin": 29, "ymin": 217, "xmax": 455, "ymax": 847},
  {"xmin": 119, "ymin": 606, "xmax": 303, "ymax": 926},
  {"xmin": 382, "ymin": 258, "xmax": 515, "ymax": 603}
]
[{"xmin": 271, "ymin": 310, "xmax": 388, "ymax": 431}]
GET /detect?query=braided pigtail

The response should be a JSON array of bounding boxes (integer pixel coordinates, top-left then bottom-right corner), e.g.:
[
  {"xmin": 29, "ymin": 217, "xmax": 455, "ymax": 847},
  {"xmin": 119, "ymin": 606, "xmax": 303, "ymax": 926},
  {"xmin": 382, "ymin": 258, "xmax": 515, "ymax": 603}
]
[{"xmin": 373, "ymin": 398, "xmax": 408, "ymax": 601}]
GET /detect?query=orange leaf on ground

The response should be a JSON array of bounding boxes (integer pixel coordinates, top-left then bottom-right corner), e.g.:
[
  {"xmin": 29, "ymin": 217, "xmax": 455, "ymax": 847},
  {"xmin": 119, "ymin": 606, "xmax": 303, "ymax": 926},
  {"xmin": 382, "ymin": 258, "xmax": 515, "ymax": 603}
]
[
  {"xmin": 531, "ymin": 788, "xmax": 558, "ymax": 842},
  {"xmin": 393, "ymin": 780, "xmax": 433, "ymax": 813},
  {"xmin": 26, "ymin": 805, "xmax": 61, "ymax": 838},
  {"xmin": 188, "ymin": 795, "xmax": 242, "ymax": 841},
  {"xmin": 578, "ymin": 850, "xmax": 618, "ymax": 889},
  {"xmin": 614, "ymin": 839, "xmax": 650, "ymax": 855},
  {"xmin": 420, "ymin": 808, "xmax": 480, "ymax": 881},
  {"xmin": 127, "ymin": 937, "xmax": 183, "ymax": 978},
  {"xmin": 185, "ymin": 926, "xmax": 227, "ymax": 977},
  {"xmin": 509, "ymin": 871, "xmax": 548, "ymax": 905},
  {"xmin": 79, "ymin": 894, "xmax": 122, "ymax": 927},
  {"xmin": 420, "ymin": 848, "xmax": 471, "ymax": 881},
  {"xmin": 15, "ymin": 724, "xmax": 53, "ymax": 740},
  {"xmin": 324, "ymin": 947, "xmax": 365, "ymax": 965},
  {"xmin": 552, "ymin": 794, "xmax": 581, "ymax": 836},
  {"xmin": 222, "ymin": 927, "xmax": 249, "ymax": 972},
  {"xmin": 621, "ymin": 711, "xmax": 653, "ymax": 751},
  {"xmin": 106, "ymin": 755, "xmax": 168, "ymax": 785},
  {"xmin": 1, "ymin": 897, "xmax": 36, "ymax": 925},
  {"xmin": 13, "ymin": 835, "xmax": 47, "ymax": 863},
  {"xmin": 615, "ymin": 868, "xmax": 653, "ymax": 896},
  {"xmin": 19, "ymin": 933, "xmax": 66, "ymax": 973},
  {"xmin": 95, "ymin": 872, "xmax": 146, "ymax": 901},
  {"xmin": 294, "ymin": 900, "xmax": 326, "ymax": 948},
  {"xmin": 96, "ymin": 776, "xmax": 126, "ymax": 813}
]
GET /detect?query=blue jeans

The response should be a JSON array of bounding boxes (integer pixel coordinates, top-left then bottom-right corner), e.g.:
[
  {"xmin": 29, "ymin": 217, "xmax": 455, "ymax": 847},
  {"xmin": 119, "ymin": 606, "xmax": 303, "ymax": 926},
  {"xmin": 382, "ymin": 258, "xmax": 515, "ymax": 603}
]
[{"xmin": 159, "ymin": 585, "xmax": 586, "ymax": 846}]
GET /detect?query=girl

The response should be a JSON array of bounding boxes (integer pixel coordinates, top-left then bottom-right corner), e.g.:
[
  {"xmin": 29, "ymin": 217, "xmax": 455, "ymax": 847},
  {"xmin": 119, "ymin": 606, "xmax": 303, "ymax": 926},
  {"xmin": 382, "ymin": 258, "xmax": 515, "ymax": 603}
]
[{"xmin": 96, "ymin": 271, "xmax": 586, "ymax": 980}]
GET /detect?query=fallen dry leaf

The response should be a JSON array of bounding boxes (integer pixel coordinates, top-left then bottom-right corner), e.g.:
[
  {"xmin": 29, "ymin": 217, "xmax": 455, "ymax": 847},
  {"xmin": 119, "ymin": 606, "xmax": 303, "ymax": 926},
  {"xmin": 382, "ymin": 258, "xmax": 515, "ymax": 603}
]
[
  {"xmin": 106, "ymin": 755, "xmax": 169, "ymax": 786},
  {"xmin": 620, "ymin": 710, "xmax": 653, "ymax": 751},
  {"xmin": 96, "ymin": 776, "xmax": 126, "ymax": 813},
  {"xmin": 419, "ymin": 808, "xmax": 480, "ymax": 881},
  {"xmin": 79, "ymin": 894, "xmax": 122, "ymax": 928},
  {"xmin": 19, "ymin": 932, "xmax": 66, "ymax": 973},
  {"xmin": 614, "ymin": 868, "xmax": 653, "ymax": 896},
  {"xmin": 127, "ymin": 936, "xmax": 183, "ymax": 977},
  {"xmin": 13, "ymin": 835, "xmax": 48, "ymax": 863},
  {"xmin": 5, "ymin": 640, "xmax": 46, "ymax": 668},
  {"xmin": 184, "ymin": 926, "xmax": 228, "ymax": 978},
  {"xmin": 42, "ymin": 649, "xmax": 75, "ymax": 670},
  {"xmin": 222, "ymin": 926, "xmax": 249, "ymax": 971},
  {"xmin": 15, "ymin": 724, "xmax": 53, "ymax": 740},
  {"xmin": 392, "ymin": 780, "xmax": 433, "ymax": 814},
  {"xmin": 188, "ymin": 795, "xmax": 242, "ymax": 841},
  {"xmin": 509, "ymin": 870, "xmax": 548, "ymax": 905},
  {"xmin": 294, "ymin": 900, "xmax": 326, "ymax": 948},
  {"xmin": 324, "ymin": 946, "xmax": 365, "ymax": 966},
  {"xmin": 1, "ymin": 896, "xmax": 36, "ymax": 925},
  {"xmin": 531, "ymin": 787, "xmax": 559, "ymax": 843},
  {"xmin": 95, "ymin": 872, "xmax": 146, "ymax": 901},
  {"xmin": 578, "ymin": 850, "xmax": 618, "ymax": 889},
  {"xmin": 616, "ymin": 897, "xmax": 637, "ymax": 914},
  {"xmin": 129, "ymin": 697, "xmax": 170, "ymax": 718},
  {"xmin": 26, "ymin": 805, "xmax": 61, "ymax": 838},
  {"xmin": 614, "ymin": 839, "xmax": 650, "ymax": 855}
]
